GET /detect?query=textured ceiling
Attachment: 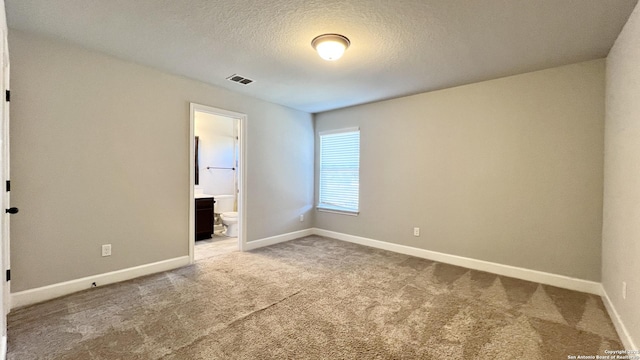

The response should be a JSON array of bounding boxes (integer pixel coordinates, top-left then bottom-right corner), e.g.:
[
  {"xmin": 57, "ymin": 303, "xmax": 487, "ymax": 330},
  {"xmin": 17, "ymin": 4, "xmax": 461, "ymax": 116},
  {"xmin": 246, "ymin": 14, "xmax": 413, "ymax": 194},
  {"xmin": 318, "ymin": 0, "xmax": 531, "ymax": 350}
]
[{"xmin": 5, "ymin": 0, "xmax": 638, "ymax": 113}]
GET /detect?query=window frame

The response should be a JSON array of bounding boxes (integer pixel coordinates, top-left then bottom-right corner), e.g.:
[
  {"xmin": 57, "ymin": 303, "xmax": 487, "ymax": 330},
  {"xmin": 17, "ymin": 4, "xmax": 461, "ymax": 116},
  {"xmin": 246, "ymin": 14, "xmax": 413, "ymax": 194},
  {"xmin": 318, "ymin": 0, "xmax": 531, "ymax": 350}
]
[{"xmin": 317, "ymin": 127, "xmax": 360, "ymax": 216}]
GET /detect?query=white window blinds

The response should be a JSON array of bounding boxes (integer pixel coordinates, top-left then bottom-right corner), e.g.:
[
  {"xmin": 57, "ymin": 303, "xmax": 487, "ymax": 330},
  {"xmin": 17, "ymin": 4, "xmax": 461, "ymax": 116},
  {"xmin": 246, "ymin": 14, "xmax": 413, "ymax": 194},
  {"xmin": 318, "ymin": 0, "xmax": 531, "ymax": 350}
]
[{"xmin": 318, "ymin": 128, "xmax": 360, "ymax": 214}]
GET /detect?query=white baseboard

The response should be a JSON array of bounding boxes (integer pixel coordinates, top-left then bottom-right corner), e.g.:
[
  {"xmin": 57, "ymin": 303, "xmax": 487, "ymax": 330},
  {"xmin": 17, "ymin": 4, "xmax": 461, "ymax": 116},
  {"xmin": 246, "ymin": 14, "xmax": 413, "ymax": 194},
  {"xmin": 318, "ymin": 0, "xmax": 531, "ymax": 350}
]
[
  {"xmin": 312, "ymin": 228, "xmax": 602, "ymax": 295},
  {"xmin": 244, "ymin": 228, "xmax": 313, "ymax": 251},
  {"xmin": 601, "ymin": 286, "xmax": 637, "ymax": 351},
  {"xmin": 10, "ymin": 256, "xmax": 190, "ymax": 309}
]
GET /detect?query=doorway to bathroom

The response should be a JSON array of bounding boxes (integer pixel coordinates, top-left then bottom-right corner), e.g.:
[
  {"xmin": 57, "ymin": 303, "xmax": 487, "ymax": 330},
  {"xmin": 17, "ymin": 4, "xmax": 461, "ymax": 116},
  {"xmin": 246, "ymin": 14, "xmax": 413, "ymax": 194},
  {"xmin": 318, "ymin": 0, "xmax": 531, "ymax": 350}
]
[{"xmin": 189, "ymin": 103, "xmax": 246, "ymax": 263}]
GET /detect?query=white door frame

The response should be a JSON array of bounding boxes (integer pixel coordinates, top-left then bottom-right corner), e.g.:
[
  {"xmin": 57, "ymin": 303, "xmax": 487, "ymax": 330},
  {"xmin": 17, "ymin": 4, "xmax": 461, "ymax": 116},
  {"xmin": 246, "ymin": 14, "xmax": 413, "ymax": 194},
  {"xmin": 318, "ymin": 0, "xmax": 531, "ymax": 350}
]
[
  {"xmin": 189, "ymin": 103, "xmax": 247, "ymax": 263},
  {"xmin": 0, "ymin": 0, "xmax": 9, "ymax": 356}
]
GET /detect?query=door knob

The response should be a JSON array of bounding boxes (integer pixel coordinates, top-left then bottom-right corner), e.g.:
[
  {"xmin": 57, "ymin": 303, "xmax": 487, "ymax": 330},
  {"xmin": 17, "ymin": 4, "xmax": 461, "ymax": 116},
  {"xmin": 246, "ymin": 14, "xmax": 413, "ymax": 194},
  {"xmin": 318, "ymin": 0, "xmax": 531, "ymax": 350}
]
[{"xmin": 5, "ymin": 207, "xmax": 18, "ymax": 214}]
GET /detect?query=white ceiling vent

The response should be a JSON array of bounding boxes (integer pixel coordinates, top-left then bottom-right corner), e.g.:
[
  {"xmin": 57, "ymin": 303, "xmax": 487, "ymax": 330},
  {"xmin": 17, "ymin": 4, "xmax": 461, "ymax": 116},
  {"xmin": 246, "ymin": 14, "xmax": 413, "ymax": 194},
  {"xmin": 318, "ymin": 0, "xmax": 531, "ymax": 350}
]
[{"xmin": 226, "ymin": 74, "xmax": 254, "ymax": 85}]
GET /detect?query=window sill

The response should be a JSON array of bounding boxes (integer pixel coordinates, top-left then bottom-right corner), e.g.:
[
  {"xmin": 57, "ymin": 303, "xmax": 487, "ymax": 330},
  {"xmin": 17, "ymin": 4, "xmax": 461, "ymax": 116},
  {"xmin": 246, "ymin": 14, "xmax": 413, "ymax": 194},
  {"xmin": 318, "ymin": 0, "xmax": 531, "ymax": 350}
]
[{"xmin": 316, "ymin": 206, "xmax": 359, "ymax": 216}]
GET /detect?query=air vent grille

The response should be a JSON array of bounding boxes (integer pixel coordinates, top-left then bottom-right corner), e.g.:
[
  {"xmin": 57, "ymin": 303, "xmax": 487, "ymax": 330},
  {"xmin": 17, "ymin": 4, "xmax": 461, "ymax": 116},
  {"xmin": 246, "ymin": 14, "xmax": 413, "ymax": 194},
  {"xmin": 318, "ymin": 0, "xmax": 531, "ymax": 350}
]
[{"xmin": 226, "ymin": 74, "xmax": 254, "ymax": 85}]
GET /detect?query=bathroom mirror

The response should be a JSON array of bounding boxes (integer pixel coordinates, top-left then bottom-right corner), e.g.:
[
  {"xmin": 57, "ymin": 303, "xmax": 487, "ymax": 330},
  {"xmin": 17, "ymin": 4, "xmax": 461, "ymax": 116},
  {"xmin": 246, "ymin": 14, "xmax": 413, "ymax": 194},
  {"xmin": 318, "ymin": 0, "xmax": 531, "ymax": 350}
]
[{"xmin": 195, "ymin": 136, "xmax": 199, "ymax": 185}]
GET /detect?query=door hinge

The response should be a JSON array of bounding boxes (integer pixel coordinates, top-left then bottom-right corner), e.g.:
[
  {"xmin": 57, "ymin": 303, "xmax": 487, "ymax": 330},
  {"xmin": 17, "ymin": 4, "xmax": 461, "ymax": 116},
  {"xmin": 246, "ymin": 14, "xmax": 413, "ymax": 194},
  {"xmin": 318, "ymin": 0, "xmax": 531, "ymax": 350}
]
[
  {"xmin": 5, "ymin": 90, "xmax": 9, "ymax": 102},
  {"xmin": 5, "ymin": 180, "xmax": 9, "ymax": 192},
  {"xmin": 6, "ymin": 269, "xmax": 10, "ymax": 282}
]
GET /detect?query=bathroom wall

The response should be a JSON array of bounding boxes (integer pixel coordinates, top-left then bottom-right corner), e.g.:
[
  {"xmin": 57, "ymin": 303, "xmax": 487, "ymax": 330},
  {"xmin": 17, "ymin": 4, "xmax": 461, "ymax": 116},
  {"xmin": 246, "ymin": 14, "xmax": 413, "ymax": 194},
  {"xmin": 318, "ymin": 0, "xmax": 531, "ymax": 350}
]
[
  {"xmin": 315, "ymin": 59, "xmax": 605, "ymax": 282},
  {"xmin": 194, "ymin": 111, "xmax": 237, "ymax": 201},
  {"xmin": 8, "ymin": 30, "xmax": 315, "ymax": 292},
  {"xmin": 603, "ymin": 1, "xmax": 640, "ymax": 349}
]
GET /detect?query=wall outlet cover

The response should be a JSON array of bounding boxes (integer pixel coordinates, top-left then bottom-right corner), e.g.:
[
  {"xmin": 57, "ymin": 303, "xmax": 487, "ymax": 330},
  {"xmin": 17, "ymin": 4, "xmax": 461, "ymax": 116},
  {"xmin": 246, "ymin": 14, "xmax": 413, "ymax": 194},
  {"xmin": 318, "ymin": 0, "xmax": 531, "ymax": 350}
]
[{"xmin": 102, "ymin": 244, "xmax": 112, "ymax": 257}]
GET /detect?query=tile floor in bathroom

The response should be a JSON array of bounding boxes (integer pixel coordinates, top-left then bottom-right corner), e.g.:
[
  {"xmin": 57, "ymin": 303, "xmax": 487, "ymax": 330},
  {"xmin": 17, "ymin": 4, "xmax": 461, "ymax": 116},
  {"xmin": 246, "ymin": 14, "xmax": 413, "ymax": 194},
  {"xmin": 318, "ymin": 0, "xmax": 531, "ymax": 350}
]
[{"xmin": 194, "ymin": 234, "xmax": 238, "ymax": 261}]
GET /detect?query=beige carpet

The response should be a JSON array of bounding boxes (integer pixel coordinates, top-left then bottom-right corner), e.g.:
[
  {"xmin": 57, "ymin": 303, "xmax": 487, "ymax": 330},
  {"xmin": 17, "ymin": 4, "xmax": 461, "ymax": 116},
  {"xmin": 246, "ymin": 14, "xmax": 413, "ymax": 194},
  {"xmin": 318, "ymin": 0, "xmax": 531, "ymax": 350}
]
[{"xmin": 8, "ymin": 236, "xmax": 622, "ymax": 359}]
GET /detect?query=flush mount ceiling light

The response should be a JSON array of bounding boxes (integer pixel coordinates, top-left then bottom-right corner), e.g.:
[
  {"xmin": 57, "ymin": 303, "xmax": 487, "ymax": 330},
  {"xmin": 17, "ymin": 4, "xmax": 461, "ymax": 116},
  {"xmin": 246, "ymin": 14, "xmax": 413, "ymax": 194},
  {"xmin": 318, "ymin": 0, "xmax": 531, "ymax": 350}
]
[{"xmin": 311, "ymin": 34, "xmax": 350, "ymax": 61}]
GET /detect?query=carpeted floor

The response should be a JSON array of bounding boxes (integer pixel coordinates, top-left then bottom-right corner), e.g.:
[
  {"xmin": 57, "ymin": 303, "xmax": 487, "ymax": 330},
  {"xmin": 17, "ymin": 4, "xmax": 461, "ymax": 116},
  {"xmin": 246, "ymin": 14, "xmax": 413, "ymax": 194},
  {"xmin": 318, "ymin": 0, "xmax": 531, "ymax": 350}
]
[{"xmin": 7, "ymin": 236, "xmax": 622, "ymax": 359}]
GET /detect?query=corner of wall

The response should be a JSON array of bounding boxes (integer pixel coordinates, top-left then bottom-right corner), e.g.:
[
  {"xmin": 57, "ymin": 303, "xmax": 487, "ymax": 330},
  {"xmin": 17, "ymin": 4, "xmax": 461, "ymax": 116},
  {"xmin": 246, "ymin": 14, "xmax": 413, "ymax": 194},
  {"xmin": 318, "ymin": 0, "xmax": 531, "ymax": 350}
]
[
  {"xmin": 602, "ymin": 0, "xmax": 640, "ymax": 351},
  {"xmin": 601, "ymin": 285, "xmax": 638, "ymax": 351}
]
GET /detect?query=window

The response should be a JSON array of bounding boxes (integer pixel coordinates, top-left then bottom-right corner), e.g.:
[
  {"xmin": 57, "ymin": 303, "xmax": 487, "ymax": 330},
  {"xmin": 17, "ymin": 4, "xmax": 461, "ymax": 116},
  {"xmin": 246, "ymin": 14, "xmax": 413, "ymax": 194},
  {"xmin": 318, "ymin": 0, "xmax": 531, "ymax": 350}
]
[{"xmin": 318, "ymin": 128, "xmax": 360, "ymax": 215}]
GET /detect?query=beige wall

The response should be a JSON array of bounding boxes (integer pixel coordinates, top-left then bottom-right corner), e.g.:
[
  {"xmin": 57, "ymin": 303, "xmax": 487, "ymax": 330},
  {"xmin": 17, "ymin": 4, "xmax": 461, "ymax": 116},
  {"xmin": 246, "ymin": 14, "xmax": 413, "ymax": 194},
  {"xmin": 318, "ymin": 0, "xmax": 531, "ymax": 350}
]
[
  {"xmin": 8, "ymin": 30, "xmax": 314, "ymax": 292},
  {"xmin": 603, "ymin": 2, "xmax": 640, "ymax": 349},
  {"xmin": 315, "ymin": 59, "xmax": 605, "ymax": 281}
]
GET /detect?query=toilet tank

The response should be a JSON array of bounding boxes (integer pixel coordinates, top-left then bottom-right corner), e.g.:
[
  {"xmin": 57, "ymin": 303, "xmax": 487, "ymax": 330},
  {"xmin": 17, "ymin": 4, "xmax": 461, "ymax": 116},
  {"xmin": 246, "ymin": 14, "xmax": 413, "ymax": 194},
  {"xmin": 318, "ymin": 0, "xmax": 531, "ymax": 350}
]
[{"xmin": 213, "ymin": 195, "xmax": 235, "ymax": 213}]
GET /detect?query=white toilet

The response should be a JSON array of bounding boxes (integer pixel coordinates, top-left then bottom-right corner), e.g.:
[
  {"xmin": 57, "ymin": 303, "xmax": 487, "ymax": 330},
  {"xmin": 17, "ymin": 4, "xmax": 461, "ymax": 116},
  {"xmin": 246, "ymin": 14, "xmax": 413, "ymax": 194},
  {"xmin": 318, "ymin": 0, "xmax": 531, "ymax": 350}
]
[
  {"xmin": 214, "ymin": 195, "xmax": 238, "ymax": 237},
  {"xmin": 220, "ymin": 211, "xmax": 238, "ymax": 237}
]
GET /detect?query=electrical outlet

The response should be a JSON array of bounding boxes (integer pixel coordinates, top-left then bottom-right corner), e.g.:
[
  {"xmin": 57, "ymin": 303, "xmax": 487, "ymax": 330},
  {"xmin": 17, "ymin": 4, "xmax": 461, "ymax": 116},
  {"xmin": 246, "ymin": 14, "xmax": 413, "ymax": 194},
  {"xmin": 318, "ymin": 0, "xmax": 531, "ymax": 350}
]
[
  {"xmin": 413, "ymin": 227, "xmax": 420, "ymax": 236},
  {"xmin": 299, "ymin": 214, "xmax": 304, "ymax": 222},
  {"xmin": 622, "ymin": 281, "xmax": 627, "ymax": 300},
  {"xmin": 101, "ymin": 244, "xmax": 111, "ymax": 257}
]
